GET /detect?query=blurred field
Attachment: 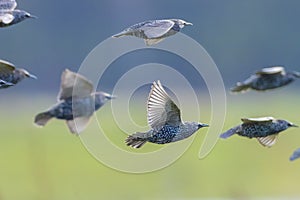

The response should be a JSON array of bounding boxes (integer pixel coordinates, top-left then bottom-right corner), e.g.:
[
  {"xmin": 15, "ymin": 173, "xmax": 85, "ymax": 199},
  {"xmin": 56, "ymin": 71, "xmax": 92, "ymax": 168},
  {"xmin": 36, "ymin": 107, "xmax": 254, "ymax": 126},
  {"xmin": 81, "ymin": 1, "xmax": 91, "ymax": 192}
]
[{"xmin": 0, "ymin": 91, "xmax": 300, "ymax": 200}]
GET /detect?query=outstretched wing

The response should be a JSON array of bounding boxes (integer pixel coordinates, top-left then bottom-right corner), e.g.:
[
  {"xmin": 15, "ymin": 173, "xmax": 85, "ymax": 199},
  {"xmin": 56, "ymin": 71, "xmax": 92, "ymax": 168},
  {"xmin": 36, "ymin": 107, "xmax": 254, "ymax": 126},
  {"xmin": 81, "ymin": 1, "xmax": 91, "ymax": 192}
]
[
  {"xmin": 147, "ymin": 80, "xmax": 181, "ymax": 130},
  {"xmin": 66, "ymin": 116, "xmax": 91, "ymax": 135},
  {"xmin": 241, "ymin": 117, "xmax": 275, "ymax": 124},
  {"xmin": 58, "ymin": 69, "xmax": 93, "ymax": 100},
  {"xmin": 0, "ymin": 0, "xmax": 17, "ymax": 11},
  {"xmin": 257, "ymin": 134, "xmax": 278, "ymax": 147},
  {"xmin": 141, "ymin": 20, "xmax": 175, "ymax": 38},
  {"xmin": 256, "ymin": 66, "xmax": 285, "ymax": 76}
]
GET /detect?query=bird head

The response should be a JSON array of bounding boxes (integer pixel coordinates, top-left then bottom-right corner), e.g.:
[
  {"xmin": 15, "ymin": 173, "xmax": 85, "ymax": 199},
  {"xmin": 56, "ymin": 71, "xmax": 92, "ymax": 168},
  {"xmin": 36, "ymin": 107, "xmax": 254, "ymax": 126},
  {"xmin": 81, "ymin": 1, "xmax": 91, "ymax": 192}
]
[
  {"xmin": 277, "ymin": 119, "xmax": 298, "ymax": 128},
  {"xmin": 92, "ymin": 91, "xmax": 116, "ymax": 109},
  {"xmin": 13, "ymin": 10, "xmax": 37, "ymax": 22},
  {"xmin": 172, "ymin": 19, "xmax": 193, "ymax": 28},
  {"xmin": 291, "ymin": 71, "xmax": 300, "ymax": 78},
  {"xmin": 18, "ymin": 69, "xmax": 37, "ymax": 79}
]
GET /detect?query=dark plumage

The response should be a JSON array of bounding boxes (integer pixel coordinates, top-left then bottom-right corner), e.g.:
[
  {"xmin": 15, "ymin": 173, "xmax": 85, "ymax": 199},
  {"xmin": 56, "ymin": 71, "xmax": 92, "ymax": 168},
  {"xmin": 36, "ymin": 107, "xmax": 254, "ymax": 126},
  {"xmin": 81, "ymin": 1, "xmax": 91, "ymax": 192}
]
[
  {"xmin": 220, "ymin": 117, "xmax": 298, "ymax": 147},
  {"xmin": 0, "ymin": 0, "xmax": 36, "ymax": 27},
  {"xmin": 126, "ymin": 80, "xmax": 208, "ymax": 148},
  {"xmin": 0, "ymin": 59, "xmax": 36, "ymax": 89},
  {"xmin": 112, "ymin": 19, "xmax": 193, "ymax": 46},
  {"xmin": 34, "ymin": 69, "xmax": 115, "ymax": 135},
  {"xmin": 231, "ymin": 66, "xmax": 300, "ymax": 92},
  {"xmin": 290, "ymin": 148, "xmax": 300, "ymax": 161}
]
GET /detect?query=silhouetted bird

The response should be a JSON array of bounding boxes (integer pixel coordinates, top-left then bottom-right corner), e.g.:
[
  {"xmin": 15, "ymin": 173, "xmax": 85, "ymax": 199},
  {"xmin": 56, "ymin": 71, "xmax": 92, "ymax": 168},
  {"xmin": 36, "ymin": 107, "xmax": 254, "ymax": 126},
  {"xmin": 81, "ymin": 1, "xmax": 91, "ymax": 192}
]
[
  {"xmin": 231, "ymin": 66, "xmax": 300, "ymax": 93},
  {"xmin": 113, "ymin": 19, "xmax": 193, "ymax": 46},
  {"xmin": 34, "ymin": 69, "xmax": 115, "ymax": 134},
  {"xmin": 220, "ymin": 117, "xmax": 298, "ymax": 147},
  {"xmin": 0, "ymin": 59, "xmax": 36, "ymax": 89},
  {"xmin": 290, "ymin": 148, "xmax": 300, "ymax": 161},
  {"xmin": 126, "ymin": 80, "xmax": 208, "ymax": 148},
  {"xmin": 0, "ymin": 0, "xmax": 36, "ymax": 27}
]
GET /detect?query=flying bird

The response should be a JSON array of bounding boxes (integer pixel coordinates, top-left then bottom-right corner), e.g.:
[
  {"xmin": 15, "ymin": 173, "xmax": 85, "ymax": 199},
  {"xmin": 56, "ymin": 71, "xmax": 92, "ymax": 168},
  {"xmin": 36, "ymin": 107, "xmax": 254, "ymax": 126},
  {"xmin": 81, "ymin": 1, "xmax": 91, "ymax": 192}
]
[
  {"xmin": 0, "ymin": 0, "xmax": 36, "ymax": 27},
  {"xmin": 290, "ymin": 148, "xmax": 300, "ymax": 161},
  {"xmin": 231, "ymin": 66, "xmax": 300, "ymax": 93},
  {"xmin": 126, "ymin": 80, "xmax": 208, "ymax": 148},
  {"xmin": 0, "ymin": 59, "xmax": 36, "ymax": 89},
  {"xmin": 112, "ymin": 19, "xmax": 193, "ymax": 46},
  {"xmin": 220, "ymin": 117, "xmax": 298, "ymax": 147},
  {"xmin": 34, "ymin": 69, "xmax": 115, "ymax": 134}
]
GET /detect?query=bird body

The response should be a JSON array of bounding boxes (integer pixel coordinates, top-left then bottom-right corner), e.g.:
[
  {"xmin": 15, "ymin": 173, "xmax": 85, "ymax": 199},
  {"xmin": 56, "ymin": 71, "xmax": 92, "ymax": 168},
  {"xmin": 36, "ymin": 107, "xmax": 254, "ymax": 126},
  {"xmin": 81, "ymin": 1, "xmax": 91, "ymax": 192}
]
[
  {"xmin": 126, "ymin": 80, "xmax": 208, "ymax": 148},
  {"xmin": 113, "ymin": 19, "xmax": 193, "ymax": 45},
  {"xmin": 220, "ymin": 117, "xmax": 297, "ymax": 147},
  {"xmin": 0, "ymin": 59, "xmax": 36, "ymax": 89},
  {"xmin": 34, "ymin": 69, "xmax": 114, "ymax": 134},
  {"xmin": 231, "ymin": 66, "xmax": 300, "ymax": 92},
  {"xmin": 0, "ymin": 0, "xmax": 36, "ymax": 27}
]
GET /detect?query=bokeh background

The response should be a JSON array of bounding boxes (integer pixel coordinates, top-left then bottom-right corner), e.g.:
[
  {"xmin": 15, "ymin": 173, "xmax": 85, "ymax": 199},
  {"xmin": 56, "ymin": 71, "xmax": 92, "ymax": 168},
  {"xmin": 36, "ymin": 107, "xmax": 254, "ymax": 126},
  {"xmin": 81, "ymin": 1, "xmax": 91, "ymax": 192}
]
[{"xmin": 1, "ymin": 0, "xmax": 300, "ymax": 199}]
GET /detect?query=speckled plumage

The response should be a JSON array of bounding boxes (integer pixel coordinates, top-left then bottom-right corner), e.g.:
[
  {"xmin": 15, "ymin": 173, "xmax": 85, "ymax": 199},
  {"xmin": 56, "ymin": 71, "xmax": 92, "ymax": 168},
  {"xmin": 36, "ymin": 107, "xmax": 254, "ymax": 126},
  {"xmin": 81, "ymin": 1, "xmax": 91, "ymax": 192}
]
[
  {"xmin": 34, "ymin": 69, "xmax": 114, "ymax": 134},
  {"xmin": 125, "ymin": 80, "xmax": 208, "ymax": 148},
  {"xmin": 290, "ymin": 148, "xmax": 300, "ymax": 161},
  {"xmin": 231, "ymin": 66, "xmax": 300, "ymax": 92},
  {"xmin": 0, "ymin": 0, "xmax": 36, "ymax": 27},
  {"xmin": 220, "ymin": 117, "xmax": 297, "ymax": 147},
  {"xmin": 0, "ymin": 59, "xmax": 36, "ymax": 89},
  {"xmin": 113, "ymin": 19, "xmax": 193, "ymax": 46}
]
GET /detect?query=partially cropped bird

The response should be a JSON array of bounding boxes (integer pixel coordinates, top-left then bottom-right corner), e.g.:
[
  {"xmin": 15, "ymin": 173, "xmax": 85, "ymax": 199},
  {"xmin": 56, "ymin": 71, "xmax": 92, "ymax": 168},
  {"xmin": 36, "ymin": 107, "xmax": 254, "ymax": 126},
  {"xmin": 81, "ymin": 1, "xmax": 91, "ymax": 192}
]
[
  {"xmin": 220, "ymin": 117, "xmax": 298, "ymax": 147},
  {"xmin": 0, "ymin": 0, "xmax": 36, "ymax": 27},
  {"xmin": 34, "ymin": 69, "xmax": 115, "ymax": 135},
  {"xmin": 290, "ymin": 148, "xmax": 300, "ymax": 161},
  {"xmin": 112, "ymin": 19, "xmax": 193, "ymax": 46},
  {"xmin": 126, "ymin": 80, "xmax": 208, "ymax": 148},
  {"xmin": 231, "ymin": 66, "xmax": 300, "ymax": 93},
  {"xmin": 0, "ymin": 59, "xmax": 36, "ymax": 89}
]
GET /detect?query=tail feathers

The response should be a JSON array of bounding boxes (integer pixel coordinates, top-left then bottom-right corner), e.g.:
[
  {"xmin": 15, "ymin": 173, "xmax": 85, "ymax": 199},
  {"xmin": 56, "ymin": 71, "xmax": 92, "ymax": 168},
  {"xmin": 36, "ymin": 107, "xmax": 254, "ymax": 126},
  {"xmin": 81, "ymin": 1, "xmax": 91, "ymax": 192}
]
[
  {"xmin": 34, "ymin": 112, "xmax": 53, "ymax": 126},
  {"xmin": 220, "ymin": 126, "xmax": 240, "ymax": 139},
  {"xmin": 231, "ymin": 82, "xmax": 250, "ymax": 93},
  {"xmin": 125, "ymin": 132, "xmax": 147, "ymax": 148}
]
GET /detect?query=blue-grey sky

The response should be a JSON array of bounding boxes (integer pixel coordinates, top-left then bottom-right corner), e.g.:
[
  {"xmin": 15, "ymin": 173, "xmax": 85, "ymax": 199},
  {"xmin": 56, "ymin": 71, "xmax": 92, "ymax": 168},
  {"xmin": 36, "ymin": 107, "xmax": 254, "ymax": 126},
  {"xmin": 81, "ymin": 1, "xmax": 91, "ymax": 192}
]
[{"xmin": 1, "ymin": 0, "xmax": 300, "ymax": 95}]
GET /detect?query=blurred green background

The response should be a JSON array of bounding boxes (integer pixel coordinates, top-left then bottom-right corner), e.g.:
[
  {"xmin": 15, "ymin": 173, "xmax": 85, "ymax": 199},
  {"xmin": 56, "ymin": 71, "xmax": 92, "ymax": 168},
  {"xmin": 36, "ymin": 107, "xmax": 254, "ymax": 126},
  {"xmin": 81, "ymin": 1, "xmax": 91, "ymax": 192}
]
[{"xmin": 1, "ymin": 0, "xmax": 300, "ymax": 199}]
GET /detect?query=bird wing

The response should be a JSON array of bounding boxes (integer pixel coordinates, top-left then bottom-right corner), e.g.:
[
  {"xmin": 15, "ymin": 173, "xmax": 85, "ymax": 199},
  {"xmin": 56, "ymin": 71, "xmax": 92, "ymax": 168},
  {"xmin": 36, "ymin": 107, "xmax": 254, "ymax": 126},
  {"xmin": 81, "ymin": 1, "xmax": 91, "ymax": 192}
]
[
  {"xmin": 241, "ymin": 117, "xmax": 275, "ymax": 124},
  {"xmin": 0, "ymin": 59, "xmax": 15, "ymax": 77},
  {"xmin": 290, "ymin": 148, "xmax": 300, "ymax": 161},
  {"xmin": 147, "ymin": 80, "xmax": 182, "ymax": 130},
  {"xmin": 66, "ymin": 116, "xmax": 91, "ymax": 135},
  {"xmin": 58, "ymin": 69, "xmax": 94, "ymax": 100},
  {"xmin": 257, "ymin": 134, "xmax": 278, "ymax": 147},
  {"xmin": 0, "ymin": 13, "xmax": 14, "ymax": 24},
  {"xmin": 142, "ymin": 20, "xmax": 175, "ymax": 38},
  {"xmin": 256, "ymin": 66, "xmax": 285, "ymax": 76},
  {"xmin": 0, "ymin": 0, "xmax": 17, "ymax": 11}
]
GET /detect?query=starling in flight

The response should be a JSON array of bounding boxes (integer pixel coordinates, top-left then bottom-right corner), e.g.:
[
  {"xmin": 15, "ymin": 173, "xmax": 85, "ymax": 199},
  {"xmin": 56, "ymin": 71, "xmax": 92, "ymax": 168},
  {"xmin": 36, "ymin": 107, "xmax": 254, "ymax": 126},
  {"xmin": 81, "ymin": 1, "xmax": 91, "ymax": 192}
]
[
  {"xmin": 220, "ymin": 117, "xmax": 298, "ymax": 147},
  {"xmin": 126, "ymin": 80, "xmax": 208, "ymax": 148},
  {"xmin": 34, "ymin": 69, "xmax": 114, "ymax": 134},
  {"xmin": 113, "ymin": 19, "xmax": 193, "ymax": 46}
]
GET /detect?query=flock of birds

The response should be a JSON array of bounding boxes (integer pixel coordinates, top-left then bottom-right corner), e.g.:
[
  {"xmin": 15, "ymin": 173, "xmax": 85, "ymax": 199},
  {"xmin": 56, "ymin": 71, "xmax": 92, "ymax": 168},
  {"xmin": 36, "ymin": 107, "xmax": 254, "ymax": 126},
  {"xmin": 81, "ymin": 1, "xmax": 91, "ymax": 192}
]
[{"xmin": 1, "ymin": 0, "xmax": 300, "ymax": 161}]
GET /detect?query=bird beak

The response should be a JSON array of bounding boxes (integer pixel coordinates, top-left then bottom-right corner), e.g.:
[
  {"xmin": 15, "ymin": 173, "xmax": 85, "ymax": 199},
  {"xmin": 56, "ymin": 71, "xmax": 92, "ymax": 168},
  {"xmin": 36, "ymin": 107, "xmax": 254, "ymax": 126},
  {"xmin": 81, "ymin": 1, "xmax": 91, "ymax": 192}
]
[
  {"xmin": 28, "ymin": 73, "xmax": 37, "ymax": 79},
  {"xmin": 29, "ymin": 15, "xmax": 38, "ymax": 19},
  {"xmin": 293, "ymin": 71, "xmax": 300, "ymax": 78},
  {"xmin": 291, "ymin": 124, "xmax": 299, "ymax": 127},
  {"xmin": 200, "ymin": 123, "xmax": 209, "ymax": 128},
  {"xmin": 106, "ymin": 95, "xmax": 117, "ymax": 100},
  {"xmin": 185, "ymin": 22, "xmax": 193, "ymax": 26}
]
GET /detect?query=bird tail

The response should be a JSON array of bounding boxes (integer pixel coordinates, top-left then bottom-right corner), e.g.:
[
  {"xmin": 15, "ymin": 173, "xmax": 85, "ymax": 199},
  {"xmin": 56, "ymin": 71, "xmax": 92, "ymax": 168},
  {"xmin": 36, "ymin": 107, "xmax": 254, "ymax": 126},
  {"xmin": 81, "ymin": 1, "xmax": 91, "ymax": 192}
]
[
  {"xmin": 34, "ymin": 111, "xmax": 53, "ymax": 126},
  {"xmin": 230, "ymin": 82, "xmax": 249, "ymax": 93},
  {"xmin": 125, "ymin": 132, "xmax": 148, "ymax": 148},
  {"xmin": 220, "ymin": 126, "xmax": 240, "ymax": 139}
]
